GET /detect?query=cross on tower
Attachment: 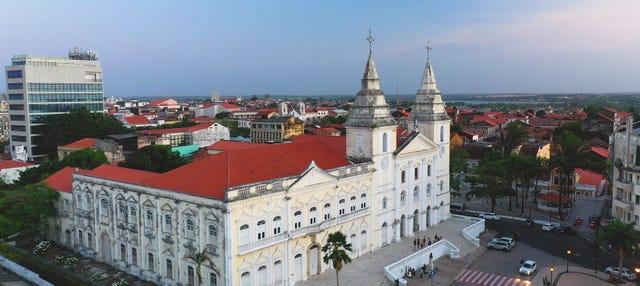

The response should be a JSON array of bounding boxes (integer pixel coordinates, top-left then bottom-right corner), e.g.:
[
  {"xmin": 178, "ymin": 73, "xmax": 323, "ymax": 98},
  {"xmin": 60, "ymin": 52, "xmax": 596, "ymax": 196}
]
[
  {"xmin": 367, "ymin": 30, "xmax": 375, "ymax": 50},
  {"xmin": 426, "ymin": 41, "xmax": 432, "ymax": 59}
]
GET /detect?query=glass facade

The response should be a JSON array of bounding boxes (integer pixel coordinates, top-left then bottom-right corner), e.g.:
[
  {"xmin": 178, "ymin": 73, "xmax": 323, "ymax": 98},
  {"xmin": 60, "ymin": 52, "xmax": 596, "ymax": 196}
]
[
  {"xmin": 11, "ymin": 135, "xmax": 26, "ymax": 142},
  {"xmin": 8, "ymin": 83, "xmax": 23, "ymax": 90},
  {"xmin": 7, "ymin": 70, "xmax": 22, "ymax": 78},
  {"xmin": 27, "ymin": 83, "xmax": 102, "ymax": 92},
  {"xmin": 10, "ymin": 125, "xmax": 26, "ymax": 132},
  {"xmin": 9, "ymin": 94, "xmax": 24, "ymax": 100},
  {"xmin": 9, "ymin": 104, "xmax": 25, "ymax": 111},
  {"xmin": 28, "ymin": 93, "xmax": 103, "ymax": 103},
  {"xmin": 10, "ymin": 115, "xmax": 25, "ymax": 121},
  {"xmin": 11, "ymin": 60, "xmax": 26, "ymax": 66},
  {"xmin": 29, "ymin": 103, "xmax": 103, "ymax": 113}
]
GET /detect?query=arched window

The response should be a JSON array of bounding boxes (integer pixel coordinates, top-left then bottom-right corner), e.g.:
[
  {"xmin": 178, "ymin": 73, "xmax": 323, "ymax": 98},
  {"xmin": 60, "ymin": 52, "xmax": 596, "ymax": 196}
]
[
  {"xmin": 413, "ymin": 186, "xmax": 420, "ymax": 201},
  {"xmin": 120, "ymin": 243, "xmax": 126, "ymax": 261},
  {"xmin": 207, "ymin": 224, "xmax": 218, "ymax": 244},
  {"xmin": 360, "ymin": 230, "xmax": 367, "ymax": 251},
  {"xmin": 87, "ymin": 232, "xmax": 92, "ymax": 248},
  {"xmin": 185, "ymin": 218, "xmax": 195, "ymax": 237},
  {"xmin": 339, "ymin": 199, "xmax": 346, "ymax": 215},
  {"xmin": 274, "ymin": 260, "xmax": 283, "ymax": 285},
  {"xmin": 148, "ymin": 253, "xmax": 154, "ymax": 272},
  {"xmin": 187, "ymin": 266, "xmax": 195, "ymax": 285},
  {"xmin": 382, "ymin": 197, "xmax": 388, "ymax": 209},
  {"xmin": 294, "ymin": 211, "xmax": 302, "ymax": 229},
  {"xmin": 309, "ymin": 207, "xmax": 317, "ymax": 225},
  {"xmin": 145, "ymin": 210, "xmax": 153, "ymax": 228},
  {"xmin": 323, "ymin": 203, "xmax": 331, "ymax": 220},
  {"xmin": 239, "ymin": 224, "xmax": 250, "ymax": 245},
  {"xmin": 100, "ymin": 199, "xmax": 109, "ymax": 218},
  {"xmin": 426, "ymin": 184, "xmax": 432, "ymax": 196},
  {"xmin": 382, "ymin": 133, "xmax": 388, "ymax": 152},
  {"xmin": 128, "ymin": 206, "xmax": 137, "ymax": 224},
  {"xmin": 78, "ymin": 230, "xmax": 83, "ymax": 246},
  {"xmin": 360, "ymin": 193, "xmax": 367, "ymax": 208},
  {"xmin": 440, "ymin": 126, "xmax": 444, "ymax": 142},
  {"xmin": 84, "ymin": 194, "xmax": 91, "ymax": 210},
  {"xmin": 117, "ymin": 203, "xmax": 125, "ymax": 221},
  {"xmin": 209, "ymin": 272, "xmax": 218, "ymax": 286},
  {"xmin": 163, "ymin": 214, "xmax": 172, "ymax": 233},
  {"xmin": 166, "ymin": 259, "xmax": 173, "ymax": 279},
  {"xmin": 257, "ymin": 220, "xmax": 266, "ymax": 240},
  {"xmin": 400, "ymin": 191, "xmax": 406, "ymax": 205},
  {"xmin": 131, "ymin": 247, "xmax": 137, "ymax": 266},
  {"xmin": 350, "ymin": 196, "xmax": 357, "ymax": 212},
  {"xmin": 273, "ymin": 216, "xmax": 282, "ymax": 234}
]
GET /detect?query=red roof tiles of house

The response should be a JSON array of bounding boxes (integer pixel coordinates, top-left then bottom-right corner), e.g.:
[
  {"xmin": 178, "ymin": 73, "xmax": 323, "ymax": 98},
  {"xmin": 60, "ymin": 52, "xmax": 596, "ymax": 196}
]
[
  {"xmin": 63, "ymin": 138, "xmax": 98, "ymax": 149},
  {"xmin": 150, "ymin": 139, "xmax": 351, "ymax": 199},
  {"xmin": 292, "ymin": 134, "xmax": 346, "ymax": 158},
  {"xmin": 575, "ymin": 168, "xmax": 604, "ymax": 187},
  {"xmin": 219, "ymin": 103, "xmax": 241, "ymax": 110},
  {"xmin": 200, "ymin": 103, "xmax": 215, "ymax": 109},
  {"xmin": 149, "ymin": 98, "xmax": 174, "ymax": 106},
  {"xmin": 206, "ymin": 140, "xmax": 268, "ymax": 152},
  {"xmin": 123, "ymin": 115, "xmax": 152, "ymax": 125},
  {"xmin": 190, "ymin": 116, "xmax": 216, "ymax": 123},
  {"xmin": 0, "ymin": 160, "xmax": 35, "ymax": 170},
  {"xmin": 590, "ymin": 147, "xmax": 609, "ymax": 159},
  {"xmin": 83, "ymin": 164, "xmax": 160, "ymax": 185},
  {"xmin": 44, "ymin": 167, "xmax": 90, "ymax": 193}
]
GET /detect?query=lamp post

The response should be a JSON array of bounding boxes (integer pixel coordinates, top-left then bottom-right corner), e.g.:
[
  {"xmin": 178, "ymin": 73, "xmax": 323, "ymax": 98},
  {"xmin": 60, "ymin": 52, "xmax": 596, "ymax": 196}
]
[
  {"xmin": 550, "ymin": 266, "xmax": 554, "ymax": 285},
  {"xmin": 566, "ymin": 249, "xmax": 572, "ymax": 273},
  {"xmin": 634, "ymin": 267, "xmax": 640, "ymax": 286}
]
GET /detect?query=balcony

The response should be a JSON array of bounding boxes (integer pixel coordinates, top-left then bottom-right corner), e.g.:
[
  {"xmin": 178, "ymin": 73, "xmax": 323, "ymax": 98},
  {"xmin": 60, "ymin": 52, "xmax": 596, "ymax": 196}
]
[
  {"xmin": 616, "ymin": 178, "xmax": 633, "ymax": 190},
  {"xmin": 291, "ymin": 218, "xmax": 336, "ymax": 239},
  {"xmin": 337, "ymin": 207, "xmax": 369, "ymax": 224},
  {"xmin": 613, "ymin": 197, "xmax": 634, "ymax": 212},
  {"xmin": 206, "ymin": 244, "xmax": 219, "ymax": 256},
  {"xmin": 238, "ymin": 232, "xmax": 288, "ymax": 255}
]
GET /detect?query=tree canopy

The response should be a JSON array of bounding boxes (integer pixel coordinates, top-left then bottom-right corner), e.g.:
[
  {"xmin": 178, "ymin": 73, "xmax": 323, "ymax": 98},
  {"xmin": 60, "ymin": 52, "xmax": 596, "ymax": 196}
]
[
  {"xmin": 322, "ymin": 231, "xmax": 352, "ymax": 286},
  {"xmin": 0, "ymin": 183, "xmax": 59, "ymax": 239},
  {"xmin": 61, "ymin": 148, "xmax": 109, "ymax": 170},
  {"xmin": 600, "ymin": 219, "xmax": 640, "ymax": 280},
  {"xmin": 38, "ymin": 109, "xmax": 129, "ymax": 159},
  {"xmin": 118, "ymin": 145, "xmax": 189, "ymax": 173}
]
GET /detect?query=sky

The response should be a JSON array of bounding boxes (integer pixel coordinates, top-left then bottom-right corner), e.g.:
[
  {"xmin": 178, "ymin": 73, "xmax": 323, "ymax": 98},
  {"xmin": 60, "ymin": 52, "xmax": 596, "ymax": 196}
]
[{"xmin": 2, "ymin": 0, "xmax": 640, "ymax": 98}]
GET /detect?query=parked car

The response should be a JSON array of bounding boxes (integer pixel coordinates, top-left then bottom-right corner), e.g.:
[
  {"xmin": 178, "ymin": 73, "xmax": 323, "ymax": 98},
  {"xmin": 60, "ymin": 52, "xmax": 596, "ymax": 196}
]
[
  {"xmin": 487, "ymin": 239, "xmax": 512, "ymax": 251},
  {"xmin": 541, "ymin": 223, "xmax": 557, "ymax": 231},
  {"xmin": 479, "ymin": 213, "xmax": 501, "ymax": 220},
  {"xmin": 495, "ymin": 231, "xmax": 520, "ymax": 241},
  {"xmin": 495, "ymin": 237, "xmax": 516, "ymax": 246},
  {"xmin": 553, "ymin": 225, "xmax": 577, "ymax": 235},
  {"xmin": 522, "ymin": 218, "xmax": 534, "ymax": 228},
  {"xmin": 519, "ymin": 260, "xmax": 537, "ymax": 276},
  {"xmin": 605, "ymin": 267, "xmax": 637, "ymax": 281}
]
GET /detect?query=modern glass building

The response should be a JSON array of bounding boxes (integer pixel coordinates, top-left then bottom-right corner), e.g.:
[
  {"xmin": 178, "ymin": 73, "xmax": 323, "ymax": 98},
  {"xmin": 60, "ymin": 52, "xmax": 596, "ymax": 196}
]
[{"xmin": 4, "ymin": 48, "xmax": 104, "ymax": 161}]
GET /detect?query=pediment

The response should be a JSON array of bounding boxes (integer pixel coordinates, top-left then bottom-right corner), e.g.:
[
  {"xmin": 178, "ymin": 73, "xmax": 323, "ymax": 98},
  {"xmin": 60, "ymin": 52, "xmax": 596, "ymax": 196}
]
[
  {"xmin": 395, "ymin": 133, "xmax": 437, "ymax": 157},
  {"xmin": 288, "ymin": 161, "xmax": 337, "ymax": 190}
]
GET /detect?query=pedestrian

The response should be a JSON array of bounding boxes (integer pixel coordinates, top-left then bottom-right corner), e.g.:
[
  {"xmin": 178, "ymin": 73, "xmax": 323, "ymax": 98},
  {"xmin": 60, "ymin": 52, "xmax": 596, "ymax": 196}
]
[
  {"xmin": 423, "ymin": 236, "xmax": 426, "ymax": 248},
  {"xmin": 520, "ymin": 258, "xmax": 524, "ymax": 265},
  {"xmin": 413, "ymin": 238, "xmax": 417, "ymax": 250},
  {"xmin": 428, "ymin": 238, "xmax": 432, "ymax": 246}
]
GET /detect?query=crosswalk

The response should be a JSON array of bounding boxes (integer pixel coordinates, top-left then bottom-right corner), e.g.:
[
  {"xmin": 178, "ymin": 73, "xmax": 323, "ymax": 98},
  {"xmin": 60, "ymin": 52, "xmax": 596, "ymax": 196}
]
[{"xmin": 455, "ymin": 269, "xmax": 532, "ymax": 286}]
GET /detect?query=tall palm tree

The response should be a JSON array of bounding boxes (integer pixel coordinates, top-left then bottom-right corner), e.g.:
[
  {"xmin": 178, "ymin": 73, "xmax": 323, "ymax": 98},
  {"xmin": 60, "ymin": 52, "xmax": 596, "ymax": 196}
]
[
  {"xmin": 322, "ymin": 231, "xmax": 352, "ymax": 286},
  {"xmin": 600, "ymin": 219, "xmax": 640, "ymax": 280},
  {"xmin": 550, "ymin": 130, "xmax": 586, "ymax": 219},
  {"xmin": 193, "ymin": 249, "xmax": 214, "ymax": 285}
]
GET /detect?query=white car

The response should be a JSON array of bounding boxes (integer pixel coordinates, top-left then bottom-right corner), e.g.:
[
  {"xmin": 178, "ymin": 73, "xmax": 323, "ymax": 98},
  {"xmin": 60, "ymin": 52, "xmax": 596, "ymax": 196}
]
[
  {"xmin": 519, "ymin": 260, "xmax": 537, "ymax": 276},
  {"xmin": 479, "ymin": 213, "xmax": 500, "ymax": 220},
  {"xmin": 495, "ymin": 237, "xmax": 515, "ymax": 246},
  {"xmin": 605, "ymin": 267, "xmax": 637, "ymax": 280},
  {"xmin": 541, "ymin": 223, "xmax": 554, "ymax": 231}
]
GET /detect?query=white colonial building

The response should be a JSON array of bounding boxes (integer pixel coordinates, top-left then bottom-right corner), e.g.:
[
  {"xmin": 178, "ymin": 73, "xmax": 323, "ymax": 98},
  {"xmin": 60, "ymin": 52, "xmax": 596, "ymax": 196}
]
[
  {"xmin": 46, "ymin": 36, "xmax": 452, "ymax": 286},
  {"xmin": 611, "ymin": 116, "xmax": 640, "ymax": 228}
]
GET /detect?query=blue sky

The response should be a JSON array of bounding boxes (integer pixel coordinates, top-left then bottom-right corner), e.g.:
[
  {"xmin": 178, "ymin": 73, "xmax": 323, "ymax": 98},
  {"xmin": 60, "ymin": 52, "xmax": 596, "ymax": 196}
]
[{"xmin": 2, "ymin": 0, "xmax": 640, "ymax": 98}]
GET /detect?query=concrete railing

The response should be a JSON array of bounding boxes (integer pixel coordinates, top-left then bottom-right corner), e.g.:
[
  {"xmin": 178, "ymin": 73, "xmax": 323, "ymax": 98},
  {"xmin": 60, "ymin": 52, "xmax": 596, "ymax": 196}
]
[
  {"xmin": 452, "ymin": 214, "xmax": 484, "ymax": 246},
  {"xmin": 0, "ymin": 254, "xmax": 54, "ymax": 286},
  {"xmin": 383, "ymin": 239, "xmax": 460, "ymax": 282}
]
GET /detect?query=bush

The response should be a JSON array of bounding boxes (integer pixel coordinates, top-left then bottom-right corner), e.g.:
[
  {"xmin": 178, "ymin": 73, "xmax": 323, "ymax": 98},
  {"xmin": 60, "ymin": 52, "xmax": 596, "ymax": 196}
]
[
  {"xmin": 90, "ymin": 272, "xmax": 103, "ymax": 281},
  {"xmin": 111, "ymin": 279, "xmax": 129, "ymax": 286},
  {"xmin": 54, "ymin": 255, "xmax": 65, "ymax": 264},
  {"xmin": 64, "ymin": 256, "xmax": 79, "ymax": 267},
  {"xmin": 33, "ymin": 240, "xmax": 51, "ymax": 255}
]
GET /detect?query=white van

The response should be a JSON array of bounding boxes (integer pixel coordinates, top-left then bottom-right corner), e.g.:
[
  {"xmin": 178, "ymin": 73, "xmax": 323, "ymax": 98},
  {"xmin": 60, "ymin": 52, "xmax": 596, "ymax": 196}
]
[
  {"xmin": 450, "ymin": 202, "xmax": 465, "ymax": 211},
  {"xmin": 541, "ymin": 223, "xmax": 556, "ymax": 231}
]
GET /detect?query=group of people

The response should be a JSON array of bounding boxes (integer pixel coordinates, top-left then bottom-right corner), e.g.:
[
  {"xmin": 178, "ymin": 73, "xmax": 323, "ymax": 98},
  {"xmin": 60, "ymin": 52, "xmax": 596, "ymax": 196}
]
[{"xmin": 413, "ymin": 234, "xmax": 442, "ymax": 250}]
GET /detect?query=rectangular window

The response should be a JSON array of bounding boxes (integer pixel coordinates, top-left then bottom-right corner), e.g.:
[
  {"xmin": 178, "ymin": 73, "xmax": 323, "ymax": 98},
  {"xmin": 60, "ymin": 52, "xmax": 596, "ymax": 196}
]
[
  {"xmin": 401, "ymin": 171, "xmax": 406, "ymax": 183},
  {"xmin": 10, "ymin": 115, "xmax": 25, "ymax": 121},
  {"xmin": 9, "ymin": 104, "xmax": 24, "ymax": 111},
  {"xmin": 131, "ymin": 247, "xmax": 137, "ymax": 266},
  {"xmin": 427, "ymin": 165, "xmax": 431, "ymax": 176},
  {"xmin": 8, "ymin": 94, "xmax": 23, "ymax": 100},
  {"xmin": 10, "ymin": 125, "xmax": 25, "ymax": 132},
  {"xmin": 414, "ymin": 167, "xmax": 419, "ymax": 180},
  {"xmin": 636, "ymin": 146, "xmax": 640, "ymax": 166},
  {"xmin": 11, "ymin": 135, "xmax": 26, "ymax": 142},
  {"xmin": 7, "ymin": 83, "xmax": 23, "ymax": 90},
  {"xmin": 635, "ymin": 195, "xmax": 639, "ymax": 205},
  {"xmin": 166, "ymin": 259, "xmax": 173, "ymax": 279},
  {"xmin": 7, "ymin": 70, "xmax": 22, "ymax": 78}
]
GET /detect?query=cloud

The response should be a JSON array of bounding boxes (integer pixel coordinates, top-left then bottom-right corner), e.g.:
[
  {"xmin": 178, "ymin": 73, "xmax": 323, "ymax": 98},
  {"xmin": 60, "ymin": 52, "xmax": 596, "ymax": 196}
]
[{"xmin": 435, "ymin": 1, "xmax": 640, "ymax": 56}]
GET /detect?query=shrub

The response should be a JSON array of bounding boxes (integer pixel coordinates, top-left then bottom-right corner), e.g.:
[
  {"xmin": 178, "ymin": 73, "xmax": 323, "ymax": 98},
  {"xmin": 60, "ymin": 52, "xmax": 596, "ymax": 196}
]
[
  {"xmin": 111, "ymin": 279, "xmax": 129, "ymax": 286},
  {"xmin": 54, "ymin": 255, "xmax": 65, "ymax": 264},
  {"xmin": 32, "ymin": 240, "xmax": 51, "ymax": 255},
  {"xmin": 64, "ymin": 256, "xmax": 79, "ymax": 267},
  {"xmin": 90, "ymin": 272, "xmax": 103, "ymax": 281}
]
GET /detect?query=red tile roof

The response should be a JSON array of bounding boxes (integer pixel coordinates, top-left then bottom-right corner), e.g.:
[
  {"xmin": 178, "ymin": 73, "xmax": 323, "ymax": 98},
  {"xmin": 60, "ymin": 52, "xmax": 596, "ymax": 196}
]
[
  {"xmin": 150, "ymin": 98, "xmax": 173, "ymax": 106},
  {"xmin": 590, "ymin": 147, "xmax": 609, "ymax": 159},
  {"xmin": 0, "ymin": 160, "xmax": 35, "ymax": 170},
  {"xmin": 219, "ymin": 103, "xmax": 241, "ymax": 110},
  {"xmin": 190, "ymin": 116, "xmax": 216, "ymax": 123},
  {"xmin": 200, "ymin": 103, "xmax": 215, "ymax": 109},
  {"xmin": 123, "ymin": 115, "xmax": 152, "ymax": 125},
  {"xmin": 575, "ymin": 168, "xmax": 604, "ymax": 187},
  {"xmin": 63, "ymin": 138, "xmax": 97, "ymax": 149},
  {"xmin": 150, "ymin": 139, "xmax": 351, "ymax": 199},
  {"xmin": 83, "ymin": 165, "xmax": 160, "ymax": 185},
  {"xmin": 44, "ymin": 167, "xmax": 89, "ymax": 193},
  {"xmin": 206, "ymin": 140, "xmax": 268, "ymax": 151},
  {"xmin": 292, "ymin": 135, "xmax": 346, "ymax": 158}
]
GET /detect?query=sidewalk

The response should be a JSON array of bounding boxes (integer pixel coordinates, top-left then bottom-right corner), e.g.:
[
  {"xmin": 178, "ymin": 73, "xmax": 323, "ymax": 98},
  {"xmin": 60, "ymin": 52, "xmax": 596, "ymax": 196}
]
[
  {"xmin": 534, "ymin": 264, "xmax": 635, "ymax": 286},
  {"xmin": 295, "ymin": 217, "xmax": 479, "ymax": 286}
]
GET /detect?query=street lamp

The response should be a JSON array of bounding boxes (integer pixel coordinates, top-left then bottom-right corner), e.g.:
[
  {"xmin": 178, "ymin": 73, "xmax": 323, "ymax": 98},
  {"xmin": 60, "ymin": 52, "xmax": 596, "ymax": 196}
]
[
  {"xmin": 634, "ymin": 267, "xmax": 640, "ymax": 286},
  {"xmin": 566, "ymin": 249, "xmax": 572, "ymax": 273},
  {"xmin": 550, "ymin": 266, "xmax": 555, "ymax": 285}
]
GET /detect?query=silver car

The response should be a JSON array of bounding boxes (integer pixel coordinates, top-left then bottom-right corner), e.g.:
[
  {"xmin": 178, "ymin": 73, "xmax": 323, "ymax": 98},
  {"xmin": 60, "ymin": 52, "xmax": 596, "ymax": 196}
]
[
  {"xmin": 487, "ymin": 239, "xmax": 512, "ymax": 251},
  {"xmin": 519, "ymin": 260, "xmax": 537, "ymax": 276},
  {"xmin": 605, "ymin": 267, "xmax": 637, "ymax": 280}
]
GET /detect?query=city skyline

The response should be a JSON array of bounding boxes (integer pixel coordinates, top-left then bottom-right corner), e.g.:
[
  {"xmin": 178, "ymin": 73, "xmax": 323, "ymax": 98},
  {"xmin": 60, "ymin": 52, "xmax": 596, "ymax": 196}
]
[{"xmin": 2, "ymin": 0, "xmax": 640, "ymax": 98}]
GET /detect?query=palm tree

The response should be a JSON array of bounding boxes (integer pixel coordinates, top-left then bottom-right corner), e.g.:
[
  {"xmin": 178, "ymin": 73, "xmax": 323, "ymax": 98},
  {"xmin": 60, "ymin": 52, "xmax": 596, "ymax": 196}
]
[
  {"xmin": 322, "ymin": 231, "xmax": 352, "ymax": 286},
  {"xmin": 600, "ymin": 219, "xmax": 640, "ymax": 280},
  {"xmin": 193, "ymin": 249, "xmax": 214, "ymax": 285},
  {"xmin": 550, "ymin": 130, "xmax": 586, "ymax": 219}
]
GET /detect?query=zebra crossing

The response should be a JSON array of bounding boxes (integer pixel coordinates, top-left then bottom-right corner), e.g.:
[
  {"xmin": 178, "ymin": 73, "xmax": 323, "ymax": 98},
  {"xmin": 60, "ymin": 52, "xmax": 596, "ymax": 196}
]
[{"xmin": 455, "ymin": 269, "xmax": 532, "ymax": 286}]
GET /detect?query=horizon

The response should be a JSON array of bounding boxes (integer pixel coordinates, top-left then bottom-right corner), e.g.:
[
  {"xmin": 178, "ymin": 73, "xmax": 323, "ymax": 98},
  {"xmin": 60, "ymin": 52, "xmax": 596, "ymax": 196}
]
[{"xmin": 2, "ymin": 1, "xmax": 640, "ymax": 98}]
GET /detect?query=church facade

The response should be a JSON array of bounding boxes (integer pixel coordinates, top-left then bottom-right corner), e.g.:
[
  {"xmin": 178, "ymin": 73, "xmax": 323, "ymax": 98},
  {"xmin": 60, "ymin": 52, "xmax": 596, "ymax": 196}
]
[{"xmin": 47, "ymin": 35, "xmax": 451, "ymax": 286}]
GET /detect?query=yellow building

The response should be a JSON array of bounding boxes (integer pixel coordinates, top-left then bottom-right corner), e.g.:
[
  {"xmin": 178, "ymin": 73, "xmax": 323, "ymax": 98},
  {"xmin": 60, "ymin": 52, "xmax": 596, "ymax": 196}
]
[{"xmin": 250, "ymin": 116, "xmax": 304, "ymax": 143}]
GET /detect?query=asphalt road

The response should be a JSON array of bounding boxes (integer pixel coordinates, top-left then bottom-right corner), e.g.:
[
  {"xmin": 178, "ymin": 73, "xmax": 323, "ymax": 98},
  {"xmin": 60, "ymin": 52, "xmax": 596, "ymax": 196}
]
[{"xmin": 484, "ymin": 219, "xmax": 620, "ymax": 272}]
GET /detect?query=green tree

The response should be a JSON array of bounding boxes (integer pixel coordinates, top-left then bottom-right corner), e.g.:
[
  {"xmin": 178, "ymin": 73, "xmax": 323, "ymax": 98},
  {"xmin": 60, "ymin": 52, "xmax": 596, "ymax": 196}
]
[
  {"xmin": 600, "ymin": 219, "xmax": 640, "ymax": 281},
  {"xmin": 322, "ymin": 231, "xmax": 352, "ymax": 286},
  {"xmin": 39, "ymin": 109, "xmax": 128, "ymax": 159},
  {"xmin": 500, "ymin": 122, "xmax": 528, "ymax": 156},
  {"xmin": 215, "ymin": 112, "xmax": 231, "ymax": 119},
  {"xmin": 511, "ymin": 155, "xmax": 539, "ymax": 216},
  {"xmin": 118, "ymin": 145, "xmax": 189, "ymax": 173},
  {"xmin": 61, "ymin": 148, "xmax": 108, "ymax": 170},
  {"xmin": 193, "ymin": 249, "xmax": 214, "ymax": 285},
  {"xmin": 550, "ymin": 130, "xmax": 587, "ymax": 219},
  {"xmin": 535, "ymin": 110, "xmax": 546, "ymax": 117},
  {"xmin": 14, "ymin": 161, "xmax": 64, "ymax": 188},
  {"xmin": 450, "ymin": 149, "xmax": 469, "ymax": 197},
  {"xmin": 465, "ymin": 156, "xmax": 508, "ymax": 213},
  {"xmin": 0, "ymin": 183, "xmax": 59, "ymax": 239}
]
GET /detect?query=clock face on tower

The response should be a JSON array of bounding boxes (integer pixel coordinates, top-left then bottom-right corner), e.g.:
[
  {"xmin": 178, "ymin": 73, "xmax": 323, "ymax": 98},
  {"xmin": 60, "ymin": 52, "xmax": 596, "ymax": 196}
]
[
  {"xmin": 439, "ymin": 146, "xmax": 446, "ymax": 157},
  {"xmin": 381, "ymin": 157, "xmax": 389, "ymax": 170}
]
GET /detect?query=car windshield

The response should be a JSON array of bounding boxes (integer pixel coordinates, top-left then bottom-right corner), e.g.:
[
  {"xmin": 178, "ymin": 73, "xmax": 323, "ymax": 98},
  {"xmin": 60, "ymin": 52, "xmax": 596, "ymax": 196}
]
[{"xmin": 523, "ymin": 263, "xmax": 533, "ymax": 268}]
